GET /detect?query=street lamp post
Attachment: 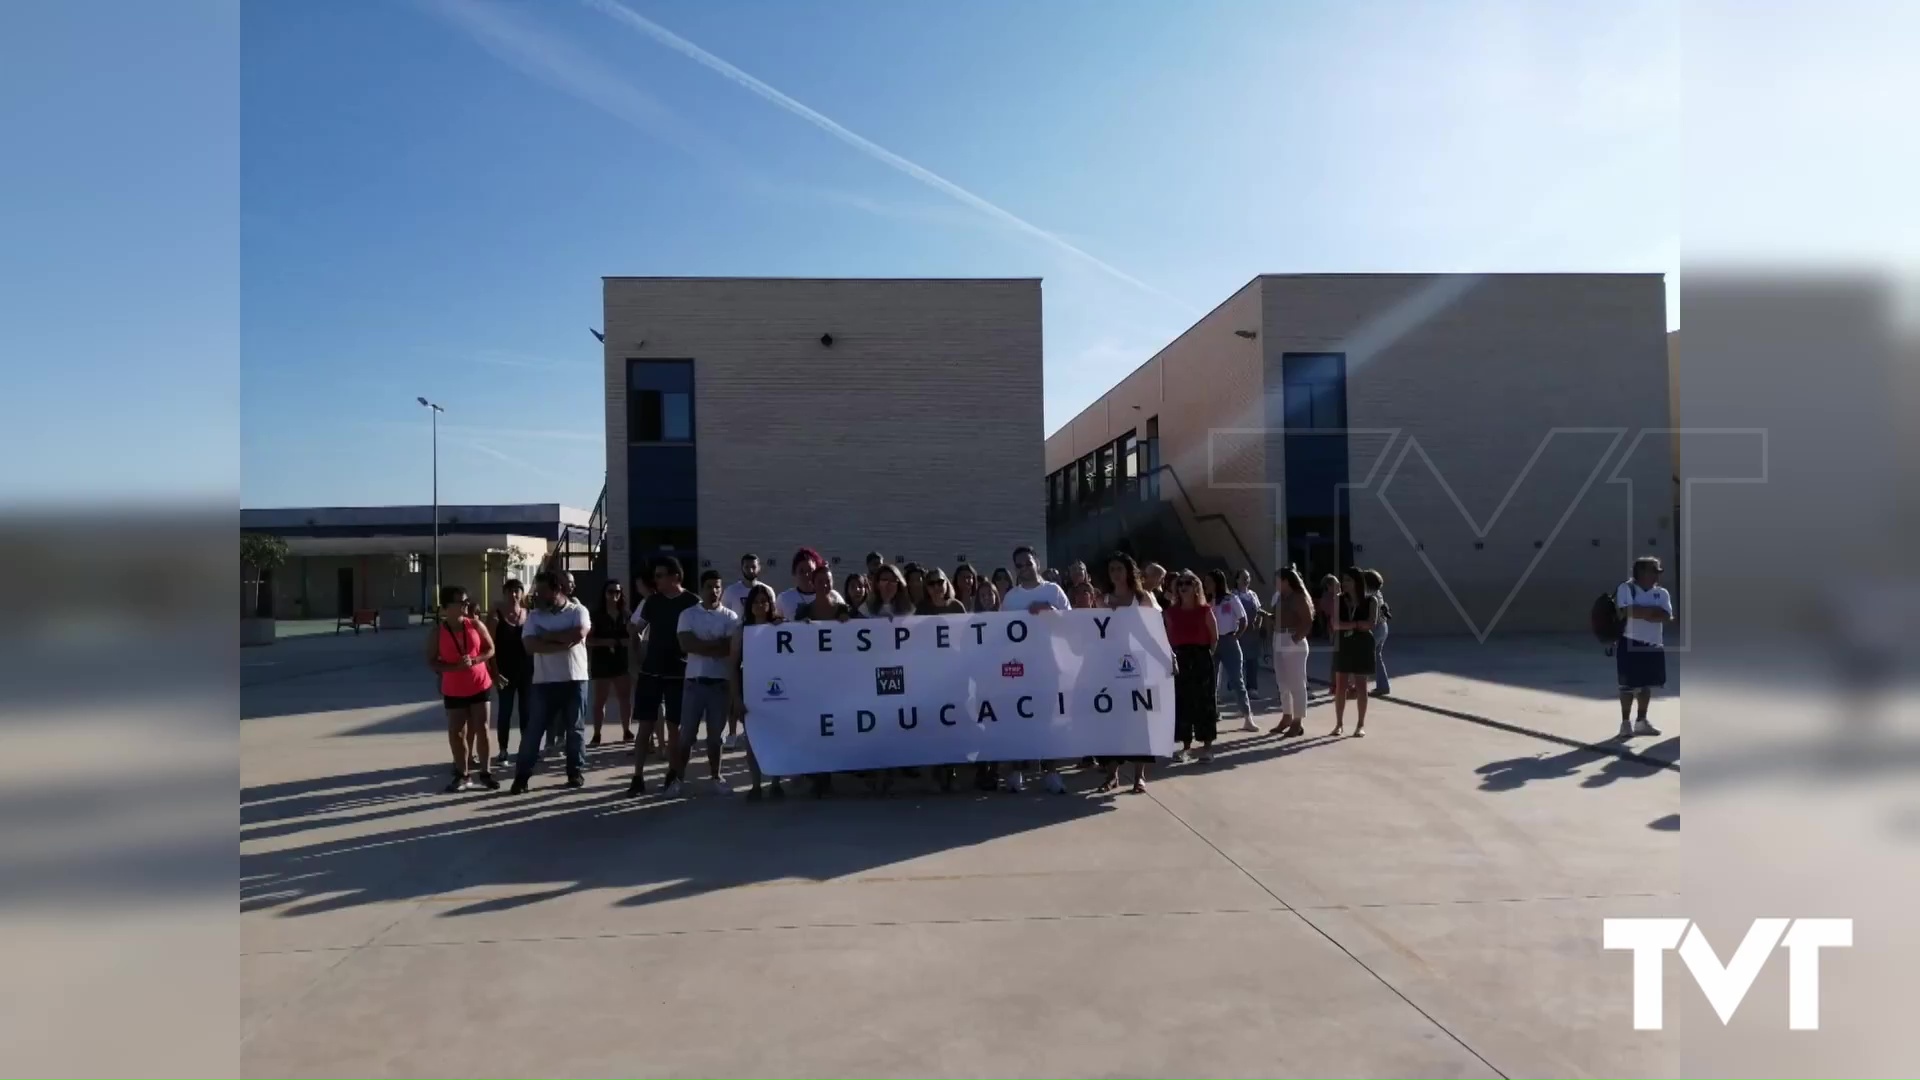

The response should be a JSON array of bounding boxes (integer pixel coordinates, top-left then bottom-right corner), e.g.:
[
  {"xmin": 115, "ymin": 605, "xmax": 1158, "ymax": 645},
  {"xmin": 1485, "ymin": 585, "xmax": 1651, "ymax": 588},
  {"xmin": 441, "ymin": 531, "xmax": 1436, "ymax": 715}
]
[{"xmin": 417, "ymin": 396, "xmax": 445, "ymax": 607}]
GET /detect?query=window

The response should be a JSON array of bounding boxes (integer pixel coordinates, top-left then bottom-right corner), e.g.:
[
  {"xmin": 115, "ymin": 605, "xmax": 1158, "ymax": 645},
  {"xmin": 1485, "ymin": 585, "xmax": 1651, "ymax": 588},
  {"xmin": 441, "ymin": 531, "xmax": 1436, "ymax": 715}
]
[
  {"xmin": 1120, "ymin": 433, "xmax": 1138, "ymax": 500},
  {"xmin": 631, "ymin": 526, "xmax": 697, "ymax": 553},
  {"xmin": 1078, "ymin": 455, "xmax": 1094, "ymax": 504},
  {"xmin": 1096, "ymin": 445, "xmax": 1115, "ymax": 502},
  {"xmin": 628, "ymin": 360, "xmax": 693, "ymax": 443},
  {"xmin": 1142, "ymin": 417, "xmax": 1160, "ymax": 500}
]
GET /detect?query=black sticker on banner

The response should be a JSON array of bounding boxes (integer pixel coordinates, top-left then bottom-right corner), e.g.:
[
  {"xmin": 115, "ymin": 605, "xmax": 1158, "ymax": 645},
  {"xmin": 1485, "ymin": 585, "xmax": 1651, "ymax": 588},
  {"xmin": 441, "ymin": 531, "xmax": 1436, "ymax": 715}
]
[{"xmin": 874, "ymin": 666, "xmax": 905, "ymax": 695}]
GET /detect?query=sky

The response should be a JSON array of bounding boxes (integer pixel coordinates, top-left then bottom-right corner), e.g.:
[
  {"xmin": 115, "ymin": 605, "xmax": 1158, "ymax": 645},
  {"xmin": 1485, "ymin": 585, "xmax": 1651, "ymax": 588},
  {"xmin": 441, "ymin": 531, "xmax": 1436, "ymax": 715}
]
[{"xmin": 227, "ymin": 0, "xmax": 1679, "ymax": 511}]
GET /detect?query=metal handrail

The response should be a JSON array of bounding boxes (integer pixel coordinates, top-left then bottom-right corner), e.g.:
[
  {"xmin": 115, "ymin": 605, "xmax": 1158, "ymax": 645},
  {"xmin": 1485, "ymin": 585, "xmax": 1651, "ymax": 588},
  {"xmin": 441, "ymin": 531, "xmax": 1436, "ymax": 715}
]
[{"xmin": 1050, "ymin": 463, "xmax": 1267, "ymax": 585}]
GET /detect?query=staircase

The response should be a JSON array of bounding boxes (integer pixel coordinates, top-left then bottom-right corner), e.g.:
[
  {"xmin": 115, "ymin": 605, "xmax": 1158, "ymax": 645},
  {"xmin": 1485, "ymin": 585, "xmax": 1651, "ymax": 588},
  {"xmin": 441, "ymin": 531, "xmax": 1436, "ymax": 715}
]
[{"xmin": 1047, "ymin": 464, "xmax": 1264, "ymax": 585}]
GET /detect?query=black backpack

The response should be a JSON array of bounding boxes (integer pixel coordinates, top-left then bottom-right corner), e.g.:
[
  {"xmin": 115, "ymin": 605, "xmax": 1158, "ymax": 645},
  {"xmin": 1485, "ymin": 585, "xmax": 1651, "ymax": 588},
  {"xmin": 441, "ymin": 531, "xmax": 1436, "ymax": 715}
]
[{"xmin": 1590, "ymin": 580, "xmax": 1628, "ymax": 643}]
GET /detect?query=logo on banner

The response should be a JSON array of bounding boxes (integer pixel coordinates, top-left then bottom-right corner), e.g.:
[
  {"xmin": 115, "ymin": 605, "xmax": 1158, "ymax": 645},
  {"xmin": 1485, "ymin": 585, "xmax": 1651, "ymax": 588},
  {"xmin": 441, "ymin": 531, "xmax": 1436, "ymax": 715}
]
[
  {"xmin": 1117, "ymin": 653, "xmax": 1138, "ymax": 677},
  {"xmin": 875, "ymin": 666, "xmax": 905, "ymax": 695},
  {"xmin": 762, "ymin": 678, "xmax": 786, "ymax": 702},
  {"xmin": 1001, "ymin": 661, "xmax": 1025, "ymax": 678}
]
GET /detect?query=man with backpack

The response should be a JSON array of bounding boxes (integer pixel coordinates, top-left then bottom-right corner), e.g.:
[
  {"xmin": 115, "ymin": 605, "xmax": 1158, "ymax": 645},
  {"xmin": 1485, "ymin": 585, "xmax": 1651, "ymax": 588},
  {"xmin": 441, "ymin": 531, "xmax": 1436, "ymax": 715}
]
[{"xmin": 1610, "ymin": 556, "xmax": 1673, "ymax": 738}]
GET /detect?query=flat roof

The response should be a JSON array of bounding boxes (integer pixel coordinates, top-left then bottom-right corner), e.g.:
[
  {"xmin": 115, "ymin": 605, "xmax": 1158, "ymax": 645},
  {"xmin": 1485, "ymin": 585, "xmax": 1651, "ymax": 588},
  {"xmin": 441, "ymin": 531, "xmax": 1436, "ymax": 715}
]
[
  {"xmin": 602, "ymin": 275, "xmax": 1042, "ymax": 282},
  {"xmin": 243, "ymin": 504, "xmax": 592, "ymax": 529}
]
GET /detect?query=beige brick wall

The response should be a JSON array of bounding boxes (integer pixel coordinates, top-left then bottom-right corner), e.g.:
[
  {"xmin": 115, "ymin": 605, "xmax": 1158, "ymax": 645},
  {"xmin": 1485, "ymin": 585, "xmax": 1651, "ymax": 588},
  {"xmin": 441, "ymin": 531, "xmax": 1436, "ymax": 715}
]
[
  {"xmin": 1044, "ymin": 278, "xmax": 1277, "ymax": 581},
  {"xmin": 1263, "ymin": 274, "xmax": 1672, "ymax": 635},
  {"xmin": 605, "ymin": 278, "xmax": 1044, "ymax": 588},
  {"xmin": 1045, "ymin": 273, "xmax": 1672, "ymax": 634}
]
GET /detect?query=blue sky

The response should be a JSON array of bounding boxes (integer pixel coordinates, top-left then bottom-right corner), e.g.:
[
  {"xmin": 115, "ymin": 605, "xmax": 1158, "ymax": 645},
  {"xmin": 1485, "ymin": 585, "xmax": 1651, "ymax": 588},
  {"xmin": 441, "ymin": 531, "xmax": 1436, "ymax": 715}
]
[{"xmin": 234, "ymin": 0, "xmax": 1677, "ymax": 511}]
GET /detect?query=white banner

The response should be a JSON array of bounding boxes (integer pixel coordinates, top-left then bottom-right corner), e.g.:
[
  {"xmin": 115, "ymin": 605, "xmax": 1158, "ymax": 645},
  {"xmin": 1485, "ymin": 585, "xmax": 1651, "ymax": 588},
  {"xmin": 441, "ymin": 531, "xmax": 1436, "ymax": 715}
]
[{"xmin": 742, "ymin": 606, "xmax": 1175, "ymax": 774}]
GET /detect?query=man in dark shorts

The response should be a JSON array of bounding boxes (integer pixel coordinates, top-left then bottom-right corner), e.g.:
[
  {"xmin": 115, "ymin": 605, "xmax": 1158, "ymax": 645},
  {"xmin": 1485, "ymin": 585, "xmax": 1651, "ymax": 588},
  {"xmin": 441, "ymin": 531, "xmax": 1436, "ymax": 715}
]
[
  {"xmin": 627, "ymin": 556, "xmax": 699, "ymax": 793},
  {"xmin": 1614, "ymin": 555, "xmax": 1673, "ymax": 739}
]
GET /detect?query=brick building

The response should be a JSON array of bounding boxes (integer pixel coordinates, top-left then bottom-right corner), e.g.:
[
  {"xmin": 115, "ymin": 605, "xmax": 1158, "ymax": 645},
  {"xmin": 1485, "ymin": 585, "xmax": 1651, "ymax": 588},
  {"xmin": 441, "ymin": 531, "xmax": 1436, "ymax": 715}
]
[
  {"xmin": 603, "ymin": 277, "xmax": 1044, "ymax": 590},
  {"xmin": 1044, "ymin": 274, "xmax": 1673, "ymax": 636}
]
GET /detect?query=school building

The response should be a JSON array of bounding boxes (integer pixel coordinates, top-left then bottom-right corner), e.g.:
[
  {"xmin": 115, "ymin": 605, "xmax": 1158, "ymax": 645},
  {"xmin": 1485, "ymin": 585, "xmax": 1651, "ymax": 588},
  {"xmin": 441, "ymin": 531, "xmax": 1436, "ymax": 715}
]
[
  {"xmin": 240, "ymin": 503, "xmax": 594, "ymax": 620},
  {"xmin": 1044, "ymin": 274, "xmax": 1674, "ymax": 636},
  {"xmin": 602, "ymin": 277, "xmax": 1044, "ymax": 591}
]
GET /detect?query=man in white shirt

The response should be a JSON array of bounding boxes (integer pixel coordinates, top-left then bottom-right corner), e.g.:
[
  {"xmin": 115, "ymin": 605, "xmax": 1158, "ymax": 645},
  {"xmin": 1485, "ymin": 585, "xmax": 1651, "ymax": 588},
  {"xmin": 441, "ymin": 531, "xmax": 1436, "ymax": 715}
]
[
  {"xmin": 721, "ymin": 552, "xmax": 761, "ymax": 617},
  {"xmin": 1000, "ymin": 545, "xmax": 1072, "ymax": 616},
  {"xmin": 776, "ymin": 546, "xmax": 843, "ymax": 621},
  {"xmin": 1613, "ymin": 556, "xmax": 1675, "ymax": 739},
  {"xmin": 647, "ymin": 569, "xmax": 742, "ymax": 798},
  {"xmin": 999, "ymin": 545, "xmax": 1071, "ymax": 794},
  {"xmin": 511, "ymin": 569, "xmax": 592, "ymax": 793}
]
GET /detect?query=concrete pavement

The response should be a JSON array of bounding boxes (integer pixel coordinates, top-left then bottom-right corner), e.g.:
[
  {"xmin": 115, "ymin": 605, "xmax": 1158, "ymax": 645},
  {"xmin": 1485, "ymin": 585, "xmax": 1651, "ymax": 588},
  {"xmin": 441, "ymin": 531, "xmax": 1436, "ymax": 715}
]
[{"xmin": 241, "ymin": 628, "xmax": 1679, "ymax": 1077}]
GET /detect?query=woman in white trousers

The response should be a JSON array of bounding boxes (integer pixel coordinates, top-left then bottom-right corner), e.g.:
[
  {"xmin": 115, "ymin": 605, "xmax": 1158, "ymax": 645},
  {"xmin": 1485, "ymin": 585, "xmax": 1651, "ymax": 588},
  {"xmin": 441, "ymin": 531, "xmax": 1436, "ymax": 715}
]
[{"xmin": 1268, "ymin": 566, "xmax": 1314, "ymax": 737}]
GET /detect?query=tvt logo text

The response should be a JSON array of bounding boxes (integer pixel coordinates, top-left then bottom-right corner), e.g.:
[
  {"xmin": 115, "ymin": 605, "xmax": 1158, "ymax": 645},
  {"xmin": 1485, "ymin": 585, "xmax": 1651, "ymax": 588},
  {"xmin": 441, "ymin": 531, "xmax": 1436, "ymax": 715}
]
[{"xmin": 1603, "ymin": 918, "xmax": 1852, "ymax": 1030}]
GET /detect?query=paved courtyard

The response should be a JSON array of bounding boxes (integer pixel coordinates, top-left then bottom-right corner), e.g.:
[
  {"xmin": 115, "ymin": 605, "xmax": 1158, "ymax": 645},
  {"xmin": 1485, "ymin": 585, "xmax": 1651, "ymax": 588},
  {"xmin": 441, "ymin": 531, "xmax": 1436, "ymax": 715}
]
[{"xmin": 241, "ymin": 628, "xmax": 1680, "ymax": 1077}]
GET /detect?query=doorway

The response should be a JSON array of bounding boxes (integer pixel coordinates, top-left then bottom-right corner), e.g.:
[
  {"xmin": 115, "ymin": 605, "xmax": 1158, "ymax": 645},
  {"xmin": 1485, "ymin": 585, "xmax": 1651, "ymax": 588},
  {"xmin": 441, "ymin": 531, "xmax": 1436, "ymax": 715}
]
[{"xmin": 336, "ymin": 567, "xmax": 355, "ymax": 617}]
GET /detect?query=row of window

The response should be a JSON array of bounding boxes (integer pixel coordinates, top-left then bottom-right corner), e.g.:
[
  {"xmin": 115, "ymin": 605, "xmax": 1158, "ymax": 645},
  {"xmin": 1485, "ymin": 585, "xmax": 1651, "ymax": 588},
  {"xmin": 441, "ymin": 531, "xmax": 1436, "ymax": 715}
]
[{"xmin": 1046, "ymin": 419, "xmax": 1159, "ymax": 521}]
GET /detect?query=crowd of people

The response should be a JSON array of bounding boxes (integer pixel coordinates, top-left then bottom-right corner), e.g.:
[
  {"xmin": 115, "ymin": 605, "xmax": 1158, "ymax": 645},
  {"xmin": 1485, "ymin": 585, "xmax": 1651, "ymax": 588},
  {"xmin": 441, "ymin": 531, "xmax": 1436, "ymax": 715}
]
[{"xmin": 424, "ymin": 544, "xmax": 1404, "ymax": 798}]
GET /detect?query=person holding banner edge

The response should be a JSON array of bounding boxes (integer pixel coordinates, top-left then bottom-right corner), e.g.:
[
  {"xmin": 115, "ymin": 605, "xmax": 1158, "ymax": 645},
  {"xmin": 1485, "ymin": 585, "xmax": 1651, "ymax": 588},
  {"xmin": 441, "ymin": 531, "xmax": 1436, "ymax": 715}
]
[
  {"xmin": 1100, "ymin": 551, "xmax": 1159, "ymax": 793},
  {"xmin": 730, "ymin": 581, "xmax": 785, "ymax": 801}
]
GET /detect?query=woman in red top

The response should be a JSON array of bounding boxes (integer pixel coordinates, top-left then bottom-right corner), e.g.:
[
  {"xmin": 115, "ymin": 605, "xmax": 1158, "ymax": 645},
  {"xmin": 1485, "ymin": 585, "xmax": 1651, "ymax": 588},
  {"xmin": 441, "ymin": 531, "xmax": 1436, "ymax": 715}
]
[
  {"xmin": 1163, "ymin": 570, "xmax": 1220, "ymax": 762},
  {"xmin": 426, "ymin": 584, "xmax": 497, "ymax": 792}
]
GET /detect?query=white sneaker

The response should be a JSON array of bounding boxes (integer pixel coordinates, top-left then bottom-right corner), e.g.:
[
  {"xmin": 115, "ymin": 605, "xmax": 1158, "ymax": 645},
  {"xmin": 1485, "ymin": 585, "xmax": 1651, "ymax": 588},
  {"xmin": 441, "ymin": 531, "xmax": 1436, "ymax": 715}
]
[
  {"xmin": 1633, "ymin": 720, "xmax": 1662, "ymax": 737},
  {"xmin": 1044, "ymin": 770, "xmax": 1066, "ymax": 795},
  {"xmin": 661, "ymin": 779, "xmax": 683, "ymax": 799},
  {"xmin": 1170, "ymin": 749, "xmax": 1188, "ymax": 763},
  {"xmin": 1240, "ymin": 720, "xmax": 1259, "ymax": 733},
  {"xmin": 1007, "ymin": 770, "xmax": 1026, "ymax": 793},
  {"xmin": 711, "ymin": 775, "xmax": 732, "ymax": 795},
  {"xmin": 1617, "ymin": 722, "xmax": 1634, "ymax": 739}
]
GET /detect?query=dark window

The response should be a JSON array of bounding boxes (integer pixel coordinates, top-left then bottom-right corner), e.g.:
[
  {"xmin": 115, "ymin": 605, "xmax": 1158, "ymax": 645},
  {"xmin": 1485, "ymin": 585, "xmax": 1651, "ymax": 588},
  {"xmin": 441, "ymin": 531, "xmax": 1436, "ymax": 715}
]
[
  {"xmin": 1142, "ymin": 416, "xmax": 1161, "ymax": 500},
  {"xmin": 629, "ymin": 360, "xmax": 693, "ymax": 444},
  {"xmin": 1120, "ymin": 433, "xmax": 1138, "ymax": 500},
  {"xmin": 631, "ymin": 526, "xmax": 697, "ymax": 553},
  {"xmin": 1096, "ymin": 444, "xmax": 1115, "ymax": 502}
]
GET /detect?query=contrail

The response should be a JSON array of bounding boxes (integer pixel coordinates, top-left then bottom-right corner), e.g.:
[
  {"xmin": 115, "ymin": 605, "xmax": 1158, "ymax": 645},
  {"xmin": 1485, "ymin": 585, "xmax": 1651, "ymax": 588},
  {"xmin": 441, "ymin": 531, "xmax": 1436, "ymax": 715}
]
[
  {"xmin": 446, "ymin": 436, "xmax": 585, "ymax": 485},
  {"xmin": 580, "ymin": 0, "xmax": 1196, "ymax": 314}
]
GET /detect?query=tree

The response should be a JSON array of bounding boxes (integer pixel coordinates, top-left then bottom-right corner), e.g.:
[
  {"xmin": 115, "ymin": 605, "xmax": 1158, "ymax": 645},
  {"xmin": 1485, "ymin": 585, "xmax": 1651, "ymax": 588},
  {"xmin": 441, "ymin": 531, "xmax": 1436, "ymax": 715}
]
[
  {"xmin": 489, "ymin": 545, "xmax": 532, "ymax": 575},
  {"xmin": 240, "ymin": 532, "xmax": 290, "ymax": 617}
]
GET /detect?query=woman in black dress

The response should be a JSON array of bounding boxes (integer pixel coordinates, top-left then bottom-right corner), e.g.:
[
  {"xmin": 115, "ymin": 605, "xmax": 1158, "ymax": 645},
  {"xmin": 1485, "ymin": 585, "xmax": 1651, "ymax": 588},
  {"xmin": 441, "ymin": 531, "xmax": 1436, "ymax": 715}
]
[
  {"xmin": 586, "ymin": 580, "xmax": 633, "ymax": 747},
  {"xmin": 1329, "ymin": 567, "xmax": 1378, "ymax": 737},
  {"xmin": 487, "ymin": 578, "xmax": 534, "ymax": 768}
]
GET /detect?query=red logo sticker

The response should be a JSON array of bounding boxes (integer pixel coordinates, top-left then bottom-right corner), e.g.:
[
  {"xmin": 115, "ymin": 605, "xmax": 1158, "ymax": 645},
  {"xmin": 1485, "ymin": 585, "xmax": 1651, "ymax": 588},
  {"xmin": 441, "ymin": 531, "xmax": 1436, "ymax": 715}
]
[{"xmin": 1001, "ymin": 661, "xmax": 1025, "ymax": 678}]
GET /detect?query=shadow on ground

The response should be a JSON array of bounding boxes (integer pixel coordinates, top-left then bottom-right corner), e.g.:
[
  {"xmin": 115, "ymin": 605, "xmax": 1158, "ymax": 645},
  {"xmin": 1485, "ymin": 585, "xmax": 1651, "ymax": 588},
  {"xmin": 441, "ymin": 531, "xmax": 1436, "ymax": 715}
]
[
  {"xmin": 1475, "ymin": 736, "xmax": 1679, "ymax": 792},
  {"xmin": 1305, "ymin": 632, "xmax": 1683, "ymax": 703},
  {"xmin": 241, "ymin": 754, "xmax": 1120, "ymax": 919}
]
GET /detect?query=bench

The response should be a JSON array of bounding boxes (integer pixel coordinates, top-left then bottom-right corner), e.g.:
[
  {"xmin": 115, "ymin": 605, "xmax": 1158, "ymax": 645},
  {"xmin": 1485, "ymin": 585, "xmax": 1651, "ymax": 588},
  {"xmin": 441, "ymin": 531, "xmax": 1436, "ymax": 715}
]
[{"xmin": 336, "ymin": 608, "xmax": 380, "ymax": 634}]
